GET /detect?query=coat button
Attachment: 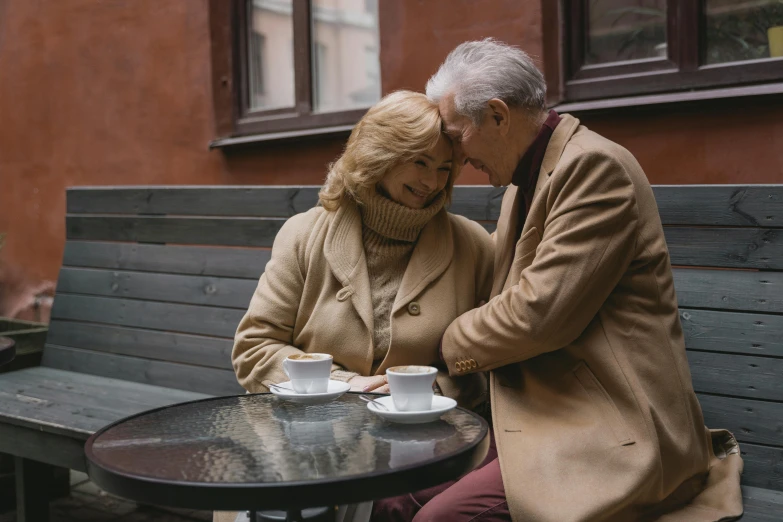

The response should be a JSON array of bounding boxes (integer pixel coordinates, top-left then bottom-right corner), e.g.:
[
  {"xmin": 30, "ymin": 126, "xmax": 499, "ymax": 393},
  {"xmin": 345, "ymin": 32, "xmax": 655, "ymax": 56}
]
[
  {"xmin": 470, "ymin": 359, "xmax": 478, "ymax": 369},
  {"xmin": 456, "ymin": 361, "xmax": 463, "ymax": 372},
  {"xmin": 407, "ymin": 302, "xmax": 421, "ymax": 316}
]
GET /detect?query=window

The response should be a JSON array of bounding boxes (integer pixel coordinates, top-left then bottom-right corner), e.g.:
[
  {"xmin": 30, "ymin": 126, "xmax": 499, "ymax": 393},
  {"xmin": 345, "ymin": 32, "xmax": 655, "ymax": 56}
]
[
  {"xmin": 313, "ymin": 42, "xmax": 328, "ymax": 110},
  {"xmin": 560, "ymin": 0, "xmax": 783, "ymax": 102},
  {"xmin": 249, "ymin": 31, "xmax": 267, "ymax": 104},
  {"xmin": 224, "ymin": 0, "xmax": 381, "ymax": 139}
]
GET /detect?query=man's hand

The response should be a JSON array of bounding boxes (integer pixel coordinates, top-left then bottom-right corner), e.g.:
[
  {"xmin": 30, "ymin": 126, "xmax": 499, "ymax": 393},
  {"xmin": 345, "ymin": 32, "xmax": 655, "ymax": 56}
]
[{"xmin": 348, "ymin": 375, "xmax": 390, "ymax": 394}]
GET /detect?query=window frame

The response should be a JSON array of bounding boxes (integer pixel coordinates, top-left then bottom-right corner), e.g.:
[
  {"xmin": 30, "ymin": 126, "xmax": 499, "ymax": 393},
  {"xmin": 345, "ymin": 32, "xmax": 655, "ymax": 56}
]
[
  {"xmin": 559, "ymin": 0, "xmax": 783, "ymax": 102},
  {"xmin": 210, "ymin": 0, "xmax": 374, "ymax": 143}
]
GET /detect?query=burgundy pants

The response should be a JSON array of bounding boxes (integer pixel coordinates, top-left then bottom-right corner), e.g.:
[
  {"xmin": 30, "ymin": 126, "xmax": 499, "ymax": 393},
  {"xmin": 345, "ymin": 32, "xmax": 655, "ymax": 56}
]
[{"xmin": 371, "ymin": 432, "xmax": 510, "ymax": 522}]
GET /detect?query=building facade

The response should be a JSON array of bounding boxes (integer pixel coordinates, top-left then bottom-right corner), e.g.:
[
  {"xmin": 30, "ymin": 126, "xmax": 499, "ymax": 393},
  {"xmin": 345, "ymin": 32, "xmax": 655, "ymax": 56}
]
[{"xmin": 1, "ymin": 0, "xmax": 782, "ymax": 320}]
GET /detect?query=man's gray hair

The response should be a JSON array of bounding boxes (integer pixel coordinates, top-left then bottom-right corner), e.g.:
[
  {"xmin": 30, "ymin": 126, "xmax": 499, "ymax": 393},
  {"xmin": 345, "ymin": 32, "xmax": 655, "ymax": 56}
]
[{"xmin": 426, "ymin": 38, "xmax": 546, "ymax": 125}]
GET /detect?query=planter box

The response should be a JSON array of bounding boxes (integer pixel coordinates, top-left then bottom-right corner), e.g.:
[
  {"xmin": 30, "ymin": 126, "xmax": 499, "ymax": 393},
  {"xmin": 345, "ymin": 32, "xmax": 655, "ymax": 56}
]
[{"xmin": 0, "ymin": 317, "xmax": 48, "ymax": 373}]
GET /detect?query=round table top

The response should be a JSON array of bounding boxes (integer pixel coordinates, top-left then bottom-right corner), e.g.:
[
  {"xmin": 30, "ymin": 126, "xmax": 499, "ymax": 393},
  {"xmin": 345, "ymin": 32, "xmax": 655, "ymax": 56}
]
[
  {"xmin": 0, "ymin": 337, "xmax": 15, "ymax": 366},
  {"xmin": 85, "ymin": 392, "xmax": 489, "ymax": 511}
]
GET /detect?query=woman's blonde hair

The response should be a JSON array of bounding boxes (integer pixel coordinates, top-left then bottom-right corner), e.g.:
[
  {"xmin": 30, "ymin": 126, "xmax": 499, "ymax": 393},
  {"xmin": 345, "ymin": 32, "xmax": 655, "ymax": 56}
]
[{"xmin": 319, "ymin": 90, "xmax": 458, "ymax": 211}]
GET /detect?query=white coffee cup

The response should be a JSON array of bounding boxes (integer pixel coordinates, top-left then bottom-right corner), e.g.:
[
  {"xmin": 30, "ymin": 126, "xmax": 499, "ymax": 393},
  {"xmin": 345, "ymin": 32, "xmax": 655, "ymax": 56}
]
[
  {"xmin": 386, "ymin": 365, "xmax": 438, "ymax": 411},
  {"xmin": 283, "ymin": 353, "xmax": 333, "ymax": 394}
]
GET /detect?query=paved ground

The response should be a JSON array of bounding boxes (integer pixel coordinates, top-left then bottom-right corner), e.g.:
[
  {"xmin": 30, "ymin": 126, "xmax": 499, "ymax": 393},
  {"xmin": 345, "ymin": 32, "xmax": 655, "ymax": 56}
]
[{"xmin": 0, "ymin": 471, "xmax": 213, "ymax": 522}]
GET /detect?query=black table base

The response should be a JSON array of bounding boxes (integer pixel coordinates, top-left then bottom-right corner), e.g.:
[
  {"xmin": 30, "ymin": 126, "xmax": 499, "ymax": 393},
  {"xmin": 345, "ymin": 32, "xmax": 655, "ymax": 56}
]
[
  {"xmin": 0, "ymin": 337, "xmax": 15, "ymax": 366},
  {"xmin": 253, "ymin": 506, "xmax": 333, "ymax": 522}
]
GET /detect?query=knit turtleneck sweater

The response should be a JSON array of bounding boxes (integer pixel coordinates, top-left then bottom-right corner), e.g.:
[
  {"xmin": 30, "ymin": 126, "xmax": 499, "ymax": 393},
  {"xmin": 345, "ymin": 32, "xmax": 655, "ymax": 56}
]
[{"xmin": 330, "ymin": 187, "xmax": 446, "ymax": 383}]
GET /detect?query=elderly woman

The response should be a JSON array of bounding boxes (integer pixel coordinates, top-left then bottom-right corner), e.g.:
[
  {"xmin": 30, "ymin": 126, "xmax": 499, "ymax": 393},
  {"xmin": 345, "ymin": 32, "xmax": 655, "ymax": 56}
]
[{"xmin": 232, "ymin": 90, "xmax": 493, "ymax": 404}]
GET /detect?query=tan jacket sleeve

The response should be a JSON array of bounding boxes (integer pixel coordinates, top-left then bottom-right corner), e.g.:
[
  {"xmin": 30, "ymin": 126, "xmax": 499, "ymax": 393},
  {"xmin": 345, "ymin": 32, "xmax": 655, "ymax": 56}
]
[
  {"xmin": 441, "ymin": 150, "xmax": 639, "ymax": 375},
  {"xmin": 232, "ymin": 212, "xmax": 355, "ymax": 392}
]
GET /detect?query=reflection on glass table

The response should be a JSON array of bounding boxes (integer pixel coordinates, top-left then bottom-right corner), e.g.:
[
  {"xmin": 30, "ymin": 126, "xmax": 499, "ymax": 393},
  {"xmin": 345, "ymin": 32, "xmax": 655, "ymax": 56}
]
[{"xmin": 85, "ymin": 393, "xmax": 489, "ymax": 522}]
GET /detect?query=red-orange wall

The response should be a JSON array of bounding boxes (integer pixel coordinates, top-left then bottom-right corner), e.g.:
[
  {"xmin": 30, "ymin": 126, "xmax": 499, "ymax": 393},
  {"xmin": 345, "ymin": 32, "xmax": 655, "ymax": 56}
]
[
  {"xmin": 0, "ymin": 0, "xmax": 346, "ymax": 316},
  {"xmin": 582, "ymin": 106, "xmax": 783, "ymax": 185},
  {"xmin": 1, "ymin": 0, "xmax": 782, "ymax": 318}
]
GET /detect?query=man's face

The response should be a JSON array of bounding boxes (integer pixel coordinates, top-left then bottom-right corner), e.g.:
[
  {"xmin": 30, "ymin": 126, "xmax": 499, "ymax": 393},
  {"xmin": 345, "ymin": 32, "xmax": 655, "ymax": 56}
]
[{"xmin": 439, "ymin": 94, "xmax": 514, "ymax": 187}]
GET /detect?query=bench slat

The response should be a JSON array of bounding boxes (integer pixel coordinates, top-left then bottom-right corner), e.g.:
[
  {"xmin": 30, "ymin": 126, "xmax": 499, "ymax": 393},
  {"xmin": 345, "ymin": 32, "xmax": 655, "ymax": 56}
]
[
  {"xmin": 0, "ymin": 367, "xmax": 210, "ymax": 438},
  {"xmin": 741, "ymin": 442, "xmax": 783, "ymax": 491},
  {"xmin": 0, "ymin": 378, "xmax": 188, "ymax": 433},
  {"xmin": 697, "ymin": 393, "xmax": 783, "ymax": 447},
  {"xmin": 64, "ymin": 185, "xmax": 783, "ymax": 228},
  {"xmin": 673, "ymin": 268, "xmax": 783, "ymax": 314},
  {"xmin": 740, "ymin": 486, "xmax": 783, "ymax": 522},
  {"xmin": 42, "ymin": 345, "xmax": 244, "ymax": 396},
  {"xmin": 56, "ymin": 267, "xmax": 257, "ymax": 309},
  {"xmin": 0, "ymin": 389, "xmax": 112, "ymax": 436},
  {"xmin": 8, "ymin": 367, "xmax": 211, "ymax": 412},
  {"xmin": 665, "ymin": 227, "xmax": 783, "ymax": 269},
  {"xmin": 67, "ymin": 186, "xmax": 321, "ymax": 217},
  {"xmin": 63, "ymin": 241, "xmax": 269, "ymax": 279},
  {"xmin": 47, "ymin": 321, "xmax": 233, "ymax": 370},
  {"xmin": 65, "ymin": 186, "xmax": 505, "ymax": 222},
  {"xmin": 653, "ymin": 185, "xmax": 783, "ymax": 228},
  {"xmin": 66, "ymin": 215, "xmax": 285, "ymax": 247},
  {"xmin": 442, "ymin": 225, "xmax": 783, "ymax": 269},
  {"xmin": 50, "ymin": 294, "xmax": 244, "ymax": 338},
  {"xmin": 680, "ymin": 308, "xmax": 783, "ymax": 358},
  {"xmin": 688, "ymin": 352, "xmax": 783, "ymax": 401}
]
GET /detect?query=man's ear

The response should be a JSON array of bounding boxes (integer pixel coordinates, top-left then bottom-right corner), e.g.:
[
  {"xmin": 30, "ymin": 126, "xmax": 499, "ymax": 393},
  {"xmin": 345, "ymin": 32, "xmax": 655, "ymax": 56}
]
[{"xmin": 487, "ymin": 99, "xmax": 510, "ymax": 136}]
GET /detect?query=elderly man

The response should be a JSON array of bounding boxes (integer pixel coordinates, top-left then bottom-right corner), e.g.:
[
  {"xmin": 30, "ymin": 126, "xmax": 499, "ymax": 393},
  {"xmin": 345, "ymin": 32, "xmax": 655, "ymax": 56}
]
[{"xmin": 373, "ymin": 39, "xmax": 744, "ymax": 522}]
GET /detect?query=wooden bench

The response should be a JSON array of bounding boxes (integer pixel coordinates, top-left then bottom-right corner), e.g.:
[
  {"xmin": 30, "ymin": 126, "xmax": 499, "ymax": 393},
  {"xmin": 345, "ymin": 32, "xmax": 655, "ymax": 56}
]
[{"xmin": 0, "ymin": 185, "xmax": 780, "ymax": 521}]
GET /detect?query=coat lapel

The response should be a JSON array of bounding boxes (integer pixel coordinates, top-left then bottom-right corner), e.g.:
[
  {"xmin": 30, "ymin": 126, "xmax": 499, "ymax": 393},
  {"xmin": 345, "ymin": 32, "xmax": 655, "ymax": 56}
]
[
  {"xmin": 540, "ymin": 114, "xmax": 581, "ymax": 179},
  {"xmin": 392, "ymin": 210, "xmax": 454, "ymax": 314},
  {"xmin": 492, "ymin": 114, "xmax": 582, "ymax": 298},
  {"xmin": 323, "ymin": 201, "xmax": 374, "ymax": 334}
]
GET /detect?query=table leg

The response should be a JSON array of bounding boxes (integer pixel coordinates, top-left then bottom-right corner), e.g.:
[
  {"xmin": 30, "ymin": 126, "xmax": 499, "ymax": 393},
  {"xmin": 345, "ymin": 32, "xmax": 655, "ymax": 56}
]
[
  {"xmin": 14, "ymin": 457, "xmax": 52, "ymax": 522},
  {"xmin": 285, "ymin": 510, "xmax": 303, "ymax": 522},
  {"xmin": 253, "ymin": 506, "xmax": 334, "ymax": 522}
]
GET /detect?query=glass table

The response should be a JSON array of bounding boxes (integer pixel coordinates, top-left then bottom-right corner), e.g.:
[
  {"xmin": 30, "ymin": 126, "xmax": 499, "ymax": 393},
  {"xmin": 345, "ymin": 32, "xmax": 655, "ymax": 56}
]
[{"xmin": 85, "ymin": 392, "xmax": 489, "ymax": 521}]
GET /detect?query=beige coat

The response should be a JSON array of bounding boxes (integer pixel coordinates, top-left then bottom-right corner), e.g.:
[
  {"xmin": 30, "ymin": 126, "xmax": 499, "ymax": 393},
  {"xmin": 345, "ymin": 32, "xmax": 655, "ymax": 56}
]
[
  {"xmin": 441, "ymin": 115, "xmax": 743, "ymax": 522},
  {"xmin": 233, "ymin": 198, "xmax": 493, "ymax": 408}
]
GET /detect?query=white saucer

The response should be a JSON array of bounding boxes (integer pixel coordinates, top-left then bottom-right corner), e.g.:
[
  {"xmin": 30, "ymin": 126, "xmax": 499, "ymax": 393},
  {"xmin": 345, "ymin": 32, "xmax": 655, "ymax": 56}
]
[
  {"xmin": 366, "ymin": 395, "xmax": 457, "ymax": 424},
  {"xmin": 269, "ymin": 380, "xmax": 351, "ymax": 405}
]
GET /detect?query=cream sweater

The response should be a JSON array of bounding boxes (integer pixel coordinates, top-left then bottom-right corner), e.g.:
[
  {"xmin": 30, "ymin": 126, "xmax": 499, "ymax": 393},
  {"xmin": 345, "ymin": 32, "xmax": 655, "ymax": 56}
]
[{"xmin": 331, "ymin": 188, "xmax": 446, "ymax": 382}]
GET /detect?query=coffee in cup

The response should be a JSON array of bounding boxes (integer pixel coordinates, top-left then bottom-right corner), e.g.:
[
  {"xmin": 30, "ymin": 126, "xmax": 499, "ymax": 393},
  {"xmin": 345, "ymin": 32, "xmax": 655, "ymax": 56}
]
[
  {"xmin": 288, "ymin": 354, "xmax": 325, "ymax": 361},
  {"xmin": 386, "ymin": 365, "xmax": 437, "ymax": 411},
  {"xmin": 283, "ymin": 353, "xmax": 333, "ymax": 394}
]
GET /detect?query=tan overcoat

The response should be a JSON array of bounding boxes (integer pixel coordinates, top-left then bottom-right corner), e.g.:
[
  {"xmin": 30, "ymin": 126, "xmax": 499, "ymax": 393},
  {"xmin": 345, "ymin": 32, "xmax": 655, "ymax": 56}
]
[
  {"xmin": 441, "ymin": 114, "xmax": 744, "ymax": 522},
  {"xmin": 233, "ymin": 198, "xmax": 493, "ymax": 408}
]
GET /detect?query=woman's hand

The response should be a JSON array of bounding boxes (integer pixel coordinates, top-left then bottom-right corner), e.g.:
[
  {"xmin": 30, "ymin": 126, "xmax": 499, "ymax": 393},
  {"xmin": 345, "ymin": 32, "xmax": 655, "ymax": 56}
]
[{"xmin": 348, "ymin": 375, "xmax": 390, "ymax": 394}]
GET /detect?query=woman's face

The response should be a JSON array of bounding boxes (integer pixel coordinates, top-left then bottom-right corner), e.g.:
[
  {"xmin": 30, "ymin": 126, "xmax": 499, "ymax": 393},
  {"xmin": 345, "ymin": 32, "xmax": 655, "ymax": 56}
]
[{"xmin": 378, "ymin": 135, "xmax": 453, "ymax": 209}]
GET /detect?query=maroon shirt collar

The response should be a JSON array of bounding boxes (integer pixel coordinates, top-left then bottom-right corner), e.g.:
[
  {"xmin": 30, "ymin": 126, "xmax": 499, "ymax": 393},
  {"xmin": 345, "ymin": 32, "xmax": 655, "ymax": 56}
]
[{"xmin": 511, "ymin": 110, "xmax": 561, "ymax": 192}]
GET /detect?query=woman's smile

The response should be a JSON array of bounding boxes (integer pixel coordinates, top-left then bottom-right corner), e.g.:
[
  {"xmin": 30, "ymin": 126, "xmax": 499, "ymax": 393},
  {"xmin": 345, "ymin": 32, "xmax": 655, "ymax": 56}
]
[{"xmin": 405, "ymin": 185, "xmax": 431, "ymax": 200}]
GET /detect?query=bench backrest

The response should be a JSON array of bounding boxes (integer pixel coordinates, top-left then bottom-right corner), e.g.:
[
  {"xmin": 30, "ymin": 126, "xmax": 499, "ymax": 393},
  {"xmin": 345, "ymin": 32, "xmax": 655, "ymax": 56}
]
[
  {"xmin": 652, "ymin": 185, "xmax": 783, "ymax": 493},
  {"xmin": 50, "ymin": 185, "xmax": 782, "ymax": 490}
]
